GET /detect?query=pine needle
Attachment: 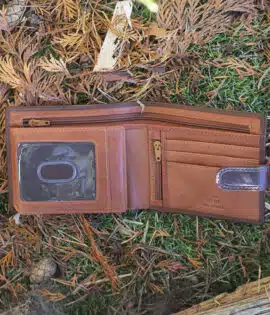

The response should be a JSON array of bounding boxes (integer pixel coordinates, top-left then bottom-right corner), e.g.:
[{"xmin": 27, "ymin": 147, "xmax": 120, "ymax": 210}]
[{"xmin": 81, "ymin": 216, "xmax": 119, "ymax": 290}]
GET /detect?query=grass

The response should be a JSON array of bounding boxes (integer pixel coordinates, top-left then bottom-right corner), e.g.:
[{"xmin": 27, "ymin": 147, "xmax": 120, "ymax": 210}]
[
  {"xmin": 0, "ymin": 2, "xmax": 269, "ymax": 315},
  {"xmin": 57, "ymin": 211, "xmax": 270, "ymax": 314},
  {"xmin": 0, "ymin": 189, "xmax": 8, "ymax": 214},
  {"xmin": 171, "ymin": 21, "xmax": 270, "ymax": 113}
]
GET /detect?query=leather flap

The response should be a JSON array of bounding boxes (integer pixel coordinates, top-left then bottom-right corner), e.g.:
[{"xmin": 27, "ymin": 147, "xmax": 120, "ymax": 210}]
[{"xmin": 216, "ymin": 166, "xmax": 269, "ymax": 191}]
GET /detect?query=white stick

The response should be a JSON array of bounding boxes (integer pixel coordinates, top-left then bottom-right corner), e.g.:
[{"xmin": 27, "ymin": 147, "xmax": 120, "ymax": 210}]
[{"xmin": 93, "ymin": 0, "xmax": 133, "ymax": 72}]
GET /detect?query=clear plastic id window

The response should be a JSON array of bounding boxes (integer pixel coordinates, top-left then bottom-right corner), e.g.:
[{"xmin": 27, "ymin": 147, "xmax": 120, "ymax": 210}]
[{"xmin": 18, "ymin": 142, "xmax": 96, "ymax": 201}]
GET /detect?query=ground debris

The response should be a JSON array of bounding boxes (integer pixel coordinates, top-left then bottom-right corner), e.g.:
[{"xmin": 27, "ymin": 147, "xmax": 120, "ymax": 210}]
[{"xmin": 0, "ymin": 0, "xmax": 269, "ymax": 314}]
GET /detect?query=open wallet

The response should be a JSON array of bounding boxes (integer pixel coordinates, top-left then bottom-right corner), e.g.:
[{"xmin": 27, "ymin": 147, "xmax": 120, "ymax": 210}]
[{"xmin": 6, "ymin": 102, "xmax": 270, "ymax": 223}]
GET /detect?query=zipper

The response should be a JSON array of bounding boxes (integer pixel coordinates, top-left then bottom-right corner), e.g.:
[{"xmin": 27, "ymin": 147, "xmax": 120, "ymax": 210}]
[
  {"xmin": 25, "ymin": 119, "xmax": 51, "ymax": 127},
  {"xmin": 153, "ymin": 140, "xmax": 162, "ymax": 200},
  {"xmin": 22, "ymin": 113, "xmax": 251, "ymax": 133}
]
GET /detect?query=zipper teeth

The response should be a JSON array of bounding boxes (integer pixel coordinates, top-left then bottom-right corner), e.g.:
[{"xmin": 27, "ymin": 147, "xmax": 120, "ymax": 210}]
[
  {"xmin": 153, "ymin": 140, "xmax": 162, "ymax": 201},
  {"xmin": 155, "ymin": 162, "xmax": 162, "ymax": 200},
  {"xmin": 23, "ymin": 114, "xmax": 250, "ymax": 133}
]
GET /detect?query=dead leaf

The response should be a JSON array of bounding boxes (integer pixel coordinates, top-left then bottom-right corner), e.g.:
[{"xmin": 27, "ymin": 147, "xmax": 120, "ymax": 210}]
[
  {"xmin": 145, "ymin": 22, "xmax": 167, "ymax": 37},
  {"xmin": 152, "ymin": 229, "xmax": 170, "ymax": 238},
  {"xmin": 0, "ymin": 250, "xmax": 15, "ymax": 267},
  {"xmin": 264, "ymin": 43, "xmax": 270, "ymax": 63},
  {"xmin": 0, "ymin": 56, "xmax": 23, "ymax": 89},
  {"xmin": 54, "ymin": 0, "xmax": 79, "ymax": 21},
  {"xmin": 101, "ymin": 71, "xmax": 137, "ymax": 83},
  {"xmin": 149, "ymin": 282, "xmax": 164, "ymax": 294},
  {"xmin": 0, "ymin": 179, "xmax": 8, "ymax": 193},
  {"xmin": 39, "ymin": 289, "xmax": 66, "ymax": 302},
  {"xmin": 188, "ymin": 257, "xmax": 202, "ymax": 269},
  {"xmin": 40, "ymin": 56, "xmax": 70, "ymax": 76},
  {"xmin": 157, "ymin": 260, "xmax": 188, "ymax": 272}
]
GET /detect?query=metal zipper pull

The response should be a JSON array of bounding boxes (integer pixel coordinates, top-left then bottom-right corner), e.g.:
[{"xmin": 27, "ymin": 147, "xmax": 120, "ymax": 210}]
[
  {"xmin": 23, "ymin": 119, "xmax": 51, "ymax": 127},
  {"xmin": 153, "ymin": 140, "xmax": 161, "ymax": 162}
]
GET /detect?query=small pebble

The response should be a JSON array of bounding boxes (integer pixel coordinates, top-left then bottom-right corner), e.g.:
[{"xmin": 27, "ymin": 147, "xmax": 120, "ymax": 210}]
[{"xmin": 30, "ymin": 257, "xmax": 57, "ymax": 284}]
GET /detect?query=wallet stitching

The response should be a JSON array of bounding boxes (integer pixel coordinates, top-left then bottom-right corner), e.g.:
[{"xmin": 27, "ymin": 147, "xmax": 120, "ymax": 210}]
[
  {"xmin": 122, "ymin": 128, "xmax": 128, "ymax": 210},
  {"xmin": 146, "ymin": 127, "xmax": 151, "ymax": 208},
  {"xmin": 165, "ymin": 128, "xmax": 256, "ymax": 139},
  {"xmin": 166, "ymin": 151, "xmax": 259, "ymax": 167},
  {"xmin": 165, "ymin": 128, "xmax": 260, "ymax": 148},
  {"xmin": 119, "ymin": 127, "xmax": 127, "ymax": 210},
  {"xmin": 166, "ymin": 150, "xmax": 258, "ymax": 160},
  {"xmin": 167, "ymin": 162, "xmax": 218, "ymax": 168},
  {"xmin": 105, "ymin": 129, "xmax": 109, "ymax": 208},
  {"xmin": 105, "ymin": 128, "xmax": 111, "ymax": 210},
  {"xmin": 166, "ymin": 139, "xmax": 259, "ymax": 152}
]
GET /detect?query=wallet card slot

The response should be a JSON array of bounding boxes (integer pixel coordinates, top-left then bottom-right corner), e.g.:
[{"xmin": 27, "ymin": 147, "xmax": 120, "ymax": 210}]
[
  {"xmin": 9, "ymin": 126, "xmax": 127, "ymax": 214},
  {"xmin": 166, "ymin": 139, "xmax": 260, "ymax": 160},
  {"xmin": 162, "ymin": 162, "xmax": 261, "ymax": 222},
  {"xmin": 126, "ymin": 127, "xmax": 150, "ymax": 209},
  {"xmin": 166, "ymin": 151, "xmax": 259, "ymax": 167},
  {"xmin": 165, "ymin": 126, "xmax": 261, "ymax": 148}
]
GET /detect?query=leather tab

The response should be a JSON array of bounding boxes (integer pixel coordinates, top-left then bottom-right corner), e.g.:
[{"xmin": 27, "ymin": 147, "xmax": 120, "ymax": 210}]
[{"xmin": 216, "ymin": 166, "xmax": 269, "ymax": 191}]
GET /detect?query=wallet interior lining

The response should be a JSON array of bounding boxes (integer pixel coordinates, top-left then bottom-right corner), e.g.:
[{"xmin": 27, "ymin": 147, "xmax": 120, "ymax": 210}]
[{"xmin": 156, "ymin": 126, "xmax": 263, "ymax": 221}]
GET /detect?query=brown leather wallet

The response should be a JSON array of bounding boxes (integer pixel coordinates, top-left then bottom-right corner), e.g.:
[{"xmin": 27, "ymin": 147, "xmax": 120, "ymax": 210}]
[{"xmin": 6, "ymin": 102, "xmax": 269, "ymax": 223}]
